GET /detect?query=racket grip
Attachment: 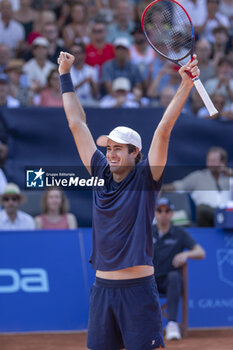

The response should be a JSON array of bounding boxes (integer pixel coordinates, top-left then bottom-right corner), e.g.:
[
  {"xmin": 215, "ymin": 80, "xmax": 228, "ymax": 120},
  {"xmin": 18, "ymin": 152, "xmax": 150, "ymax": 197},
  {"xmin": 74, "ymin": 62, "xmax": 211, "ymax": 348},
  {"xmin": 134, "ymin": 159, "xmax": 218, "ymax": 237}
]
[{"xmin": 193, "ymin": 78, "xmax": 218, "ymax": 117}]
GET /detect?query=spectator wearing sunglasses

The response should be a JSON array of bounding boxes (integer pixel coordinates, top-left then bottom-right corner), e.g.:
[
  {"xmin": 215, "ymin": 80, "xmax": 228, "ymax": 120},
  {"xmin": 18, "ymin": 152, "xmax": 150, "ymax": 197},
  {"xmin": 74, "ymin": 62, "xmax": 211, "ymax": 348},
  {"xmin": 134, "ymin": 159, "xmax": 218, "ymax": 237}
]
[
  {"xmin": 152, "ymin": 197, "xmax": 205, "ymax": 341},
  {"xmin": 0, "ymin": 183, "xmax": 35, "ymax": 230}
]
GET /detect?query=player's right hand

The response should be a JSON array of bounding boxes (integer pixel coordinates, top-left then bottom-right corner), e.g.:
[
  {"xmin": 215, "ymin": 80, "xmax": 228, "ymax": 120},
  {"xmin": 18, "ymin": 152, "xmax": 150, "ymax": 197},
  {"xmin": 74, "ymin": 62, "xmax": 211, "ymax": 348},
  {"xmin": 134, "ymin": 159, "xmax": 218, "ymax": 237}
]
[{"xmin": 57, "ymin": 51, "xmax": 75, "ymax": 75}]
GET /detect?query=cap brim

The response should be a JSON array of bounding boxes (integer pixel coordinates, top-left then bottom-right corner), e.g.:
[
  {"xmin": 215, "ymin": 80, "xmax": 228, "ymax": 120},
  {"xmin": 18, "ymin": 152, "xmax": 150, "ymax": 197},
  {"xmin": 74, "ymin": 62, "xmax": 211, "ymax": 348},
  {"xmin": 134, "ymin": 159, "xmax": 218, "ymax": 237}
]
[{"xmin": 96, "ymin": 135, "xmax": 129, "ymax": 147}]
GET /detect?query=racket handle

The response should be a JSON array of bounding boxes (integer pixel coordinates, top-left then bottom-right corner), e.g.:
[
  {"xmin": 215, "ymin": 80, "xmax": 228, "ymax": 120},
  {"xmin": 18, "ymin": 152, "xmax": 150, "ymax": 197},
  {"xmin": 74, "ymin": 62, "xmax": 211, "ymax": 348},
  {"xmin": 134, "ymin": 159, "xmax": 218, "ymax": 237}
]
[{"xmin": 193, "ymin": 78, "xmax": 218, "ymax": 117}]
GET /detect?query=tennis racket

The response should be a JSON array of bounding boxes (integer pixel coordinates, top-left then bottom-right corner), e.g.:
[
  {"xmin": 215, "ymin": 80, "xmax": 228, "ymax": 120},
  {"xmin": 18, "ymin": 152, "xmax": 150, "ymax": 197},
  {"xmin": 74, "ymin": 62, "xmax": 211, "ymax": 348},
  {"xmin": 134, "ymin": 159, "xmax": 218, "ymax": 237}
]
[{"xmin": 141, "ymin": 0, "xmax": 218, "ymax": 117}]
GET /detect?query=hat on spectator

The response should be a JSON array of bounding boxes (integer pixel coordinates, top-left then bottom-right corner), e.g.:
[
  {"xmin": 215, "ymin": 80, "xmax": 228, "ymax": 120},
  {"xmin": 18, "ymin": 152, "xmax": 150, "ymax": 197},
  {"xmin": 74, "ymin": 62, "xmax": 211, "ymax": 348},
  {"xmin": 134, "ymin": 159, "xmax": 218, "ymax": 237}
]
[
  {"xmin": 4, "ymin": 59, "xmax": 24, "ymax": 73},
  {"xmin": 32, "ymin": 37, "xmax": 49, "ymax": 47},
  {"xmin": 156, "ymin": 197, "xmax": 175, "ymax": 211},
  {"xmin": 0, "ymin": 73, "xmax": 9, "ymax": 84},
  {"xmin": 114, "ymin": 37, "xmax": 130, "ymax": 49},
  {"xmin": 97, "ymin": 126, "xmax": 142, "ymax": 150},
  {"xmin": 112, "ymin": 77, "xmax": 131, "ymax": 92},
  {"xmin": 0, "ymin": 183, "xmax": 26, "ymax": 203}
]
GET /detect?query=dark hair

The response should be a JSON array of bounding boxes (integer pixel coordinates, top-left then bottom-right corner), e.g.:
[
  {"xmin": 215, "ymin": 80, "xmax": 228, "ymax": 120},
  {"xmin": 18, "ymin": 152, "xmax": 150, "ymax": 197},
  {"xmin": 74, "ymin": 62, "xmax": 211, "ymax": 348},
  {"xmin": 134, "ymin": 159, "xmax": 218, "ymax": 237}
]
[
  {"xmin": 47, "ymin": 68, "xmax": 59, "ymax": 87},
  {"xmin": 207, "ymin": 146, "xmax": 228, "ymax": 163},
  {"xmin": 128, "ymin": 144, "xmax": 143, "ymax": 164},
  {"xmin": 70, "ymin": 40, "xmax": 86, "ymax": 53}
]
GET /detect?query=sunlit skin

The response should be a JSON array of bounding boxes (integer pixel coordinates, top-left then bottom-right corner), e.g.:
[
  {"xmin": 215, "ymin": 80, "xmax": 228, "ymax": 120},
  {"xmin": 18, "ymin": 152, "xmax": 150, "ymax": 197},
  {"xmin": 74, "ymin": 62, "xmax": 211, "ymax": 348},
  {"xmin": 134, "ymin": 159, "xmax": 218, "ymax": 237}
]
[
  {"xmin": 206, "ymin": 150, "xmax": 226, "ymax": 179},
  {"xmin": 106, "ymin": 139, "xmax": 138, "ymax": 182},
  {"xmin": 46, "ymin": 190, "xmax": 63, "ymax": 214}
]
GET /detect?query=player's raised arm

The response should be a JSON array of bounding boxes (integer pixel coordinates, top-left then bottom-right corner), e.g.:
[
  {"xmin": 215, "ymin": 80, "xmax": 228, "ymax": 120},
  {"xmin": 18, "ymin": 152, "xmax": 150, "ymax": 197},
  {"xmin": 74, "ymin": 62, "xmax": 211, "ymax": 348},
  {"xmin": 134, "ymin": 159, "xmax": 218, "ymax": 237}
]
[
  {"xmin": 148, "ymin": 56, "xmax": 200, "ymax": 181},
  {"xmin": 58, "ymin": 51, "xmax": 97, "ymax": 174}
]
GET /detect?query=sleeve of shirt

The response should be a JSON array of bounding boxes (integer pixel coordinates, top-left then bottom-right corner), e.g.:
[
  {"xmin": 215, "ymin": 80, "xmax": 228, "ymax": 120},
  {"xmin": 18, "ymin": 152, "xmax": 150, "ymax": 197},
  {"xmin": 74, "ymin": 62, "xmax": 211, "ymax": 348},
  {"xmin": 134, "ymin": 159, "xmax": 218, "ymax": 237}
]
[
  {"xmin": 101, "ymin": 61, "xmax": 112, "ymax": 82},
  {"xmin": 180, "ymin": 228, "xmax": 197, "ymax": 250},
  {"xmin": 91, "ymin": 149, "xmax": 108, "ymax": 178},
  {"xmin": 173, "ymin": 171, "xmax": 199, "ymax": 191},
  {"xmin": 143, "ymin": 158, "xmax": 163, "ymax": 191}
]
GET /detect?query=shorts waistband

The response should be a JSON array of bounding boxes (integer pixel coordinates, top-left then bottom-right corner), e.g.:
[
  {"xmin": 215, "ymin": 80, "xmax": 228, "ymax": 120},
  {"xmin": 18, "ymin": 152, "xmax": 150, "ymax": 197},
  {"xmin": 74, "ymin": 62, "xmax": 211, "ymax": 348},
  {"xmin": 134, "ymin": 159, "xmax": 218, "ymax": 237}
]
[{"xmin": 95, "ymin": 274, "xmax": 155, "ymax": 288}]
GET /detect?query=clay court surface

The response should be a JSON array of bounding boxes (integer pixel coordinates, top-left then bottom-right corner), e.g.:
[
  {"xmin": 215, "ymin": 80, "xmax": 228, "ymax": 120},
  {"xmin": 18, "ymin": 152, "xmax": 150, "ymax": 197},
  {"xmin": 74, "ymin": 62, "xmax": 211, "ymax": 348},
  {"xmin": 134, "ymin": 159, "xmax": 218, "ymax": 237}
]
[{"xmin": 1, "ymin": 329, "xmax": 233, "ymax": 350}]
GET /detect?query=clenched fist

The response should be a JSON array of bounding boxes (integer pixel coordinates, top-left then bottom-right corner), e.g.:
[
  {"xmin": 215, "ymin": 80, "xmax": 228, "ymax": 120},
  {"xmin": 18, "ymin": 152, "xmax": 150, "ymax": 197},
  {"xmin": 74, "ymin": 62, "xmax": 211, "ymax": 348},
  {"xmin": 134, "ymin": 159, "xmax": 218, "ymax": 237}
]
[{"xmin": 57, "ymin": 51, "xmax": 75, "ymax": 75}]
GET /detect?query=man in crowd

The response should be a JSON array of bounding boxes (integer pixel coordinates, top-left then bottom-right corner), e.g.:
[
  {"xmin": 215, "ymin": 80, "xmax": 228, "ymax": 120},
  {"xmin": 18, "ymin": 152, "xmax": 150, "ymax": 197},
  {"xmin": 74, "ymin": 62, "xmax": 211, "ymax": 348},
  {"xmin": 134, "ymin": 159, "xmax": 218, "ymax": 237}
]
[
  {"xmin": 162, "ymin": 146, "xmax": 232, "ymax": 226},
  {"xmin": 153, "ymin": 197, "xmax": 205, "ymax": 340},
  {"xmin": 0, "ymin": 183, "xmax": 35, "ymax": 230}
]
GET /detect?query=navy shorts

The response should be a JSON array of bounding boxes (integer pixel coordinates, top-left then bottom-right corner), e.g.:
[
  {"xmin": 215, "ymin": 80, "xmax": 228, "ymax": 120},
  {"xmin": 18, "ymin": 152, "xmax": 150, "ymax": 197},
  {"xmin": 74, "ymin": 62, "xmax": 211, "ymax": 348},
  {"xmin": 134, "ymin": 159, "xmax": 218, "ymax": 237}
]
[{"xmin": 87, "ymin": 275, "xmax": 165, "ymax": 350}]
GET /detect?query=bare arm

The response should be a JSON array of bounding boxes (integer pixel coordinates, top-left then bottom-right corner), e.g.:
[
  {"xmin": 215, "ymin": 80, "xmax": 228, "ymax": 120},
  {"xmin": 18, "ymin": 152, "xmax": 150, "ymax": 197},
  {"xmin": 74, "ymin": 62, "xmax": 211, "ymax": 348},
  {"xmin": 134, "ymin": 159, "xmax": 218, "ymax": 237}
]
[
  {"xmin": 172, "ymin": 244, "xmax": 206, "ymax": 268},
  {"xmin": 58, "ymin": 52, "xmax": 97, "ymax": 175},
  {"xmin": 148, "ymin": 56, "xmax": 200, "ymax": 181}
]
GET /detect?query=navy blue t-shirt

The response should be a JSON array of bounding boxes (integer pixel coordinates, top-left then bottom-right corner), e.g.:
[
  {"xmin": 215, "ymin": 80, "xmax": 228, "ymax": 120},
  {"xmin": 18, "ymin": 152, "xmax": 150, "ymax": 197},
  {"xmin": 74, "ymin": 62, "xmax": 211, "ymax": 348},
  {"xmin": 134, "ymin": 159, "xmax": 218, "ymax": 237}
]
[{"xmin": 90, "ymin": 149, "xmax": 162, "ymax": 271}]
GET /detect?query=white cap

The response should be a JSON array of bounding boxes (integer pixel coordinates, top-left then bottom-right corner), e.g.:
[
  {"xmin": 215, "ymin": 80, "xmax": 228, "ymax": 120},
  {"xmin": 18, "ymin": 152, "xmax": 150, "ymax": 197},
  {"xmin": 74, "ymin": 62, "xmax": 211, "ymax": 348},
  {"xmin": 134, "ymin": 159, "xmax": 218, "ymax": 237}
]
[
  {"xmin": 114, "ymin": 37, "xmax": 130, "ymax": 49},
  {"xmin": 96, "ymin": 126, "xmax": 142, "ymax": 150},
  {"xmin": 33, "ymin": 37, "xmax": 49, "ymax": 47},
  {"xmin": 112, "ymin": 77, "xmax": 131, "ymax": 91}
]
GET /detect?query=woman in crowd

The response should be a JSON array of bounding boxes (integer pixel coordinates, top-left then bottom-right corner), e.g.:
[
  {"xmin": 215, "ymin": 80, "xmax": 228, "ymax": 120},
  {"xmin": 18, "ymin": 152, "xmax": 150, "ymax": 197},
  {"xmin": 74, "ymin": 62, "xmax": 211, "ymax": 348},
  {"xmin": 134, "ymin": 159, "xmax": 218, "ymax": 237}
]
[
  {"xmin": 35, "ymin": 187, "xmax": 78, "ymax": 229},
  {"xmin": 37, "ymin": 68, "xmax": 63, "ymax": 107}
]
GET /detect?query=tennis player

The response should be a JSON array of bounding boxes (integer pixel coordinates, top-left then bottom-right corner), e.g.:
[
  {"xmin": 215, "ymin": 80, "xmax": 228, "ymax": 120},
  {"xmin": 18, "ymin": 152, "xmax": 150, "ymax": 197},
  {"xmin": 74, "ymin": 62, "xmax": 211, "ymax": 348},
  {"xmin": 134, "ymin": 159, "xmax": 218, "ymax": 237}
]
[{"xmin": 58, "ymin": 51, "xmax": 199, "ymax": 350}]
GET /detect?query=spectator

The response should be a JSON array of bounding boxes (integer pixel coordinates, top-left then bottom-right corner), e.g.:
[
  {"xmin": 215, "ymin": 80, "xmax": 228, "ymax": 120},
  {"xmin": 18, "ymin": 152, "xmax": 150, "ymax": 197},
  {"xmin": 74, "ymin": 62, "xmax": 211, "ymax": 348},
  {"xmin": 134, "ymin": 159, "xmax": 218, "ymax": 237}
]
[
  {"xmin": 70, "ymin": 41, "xmax": 99, "ymax": 107},
  {"xmin": 93, "ymin": 0, "xmax": 114, "ymax": 23},
  {"xmin": 211, "ymin": 26, "xmax": 229, "ymax": 67},
  {"xmin": 85, "ymin": 19, "xmax": 115, "ymax": 77},
  {"xmin": 152, "ymin": 197, "xmax": 205, "ymax": 340},
  {"xmin": 107, "ymin": 0, "xmax": 134, "ymax": 44},
  {"xmin": 102, "ymin": 37, "xmax": 143, "ymax": 96},
  {"xmin": 41, "ymin": 22, "xmax": 65, "ymax": 65},
  {"xmin": 35, "ymin": 187, "xmax": 77, "ymax": 229},
  {"xmin": 219, "ymin": 0, "xmax": 233, "ymax": 34},
  {"xmin": 23, "ymin": 36, "xmax": 56, "ymax": 92},
  {"xmin": 156, "ymin": 86, "xmax": 176, "ymax": 109},
  {"xmin": 62, "ymin": 1, "xmax": 90, "ymax": 48},
  {"xmin": 0, "ymin": 183, "xmax": 35, "ymax": 230},
  {"xmin": 0, "ymin": 0, "xmax": 19, "ymax": 11},
  {"xmin": 179, "ymin": 0, "xmax": 207, "ymax": 29},
  {"xmin": 197, "ymin": 91, "xmax": 233, "ymax": 121},
  {"xmin": 129, "ymin": 22, "xmax": 155, "ymax": 90},
  {"xmin": 0, "ymin": 0, "xmax": 25, "ymax": 54},
  {"xmin": 147, "ymin": 63, "xmax": 181, "ymax": 100},
  {"xmin": 37, "ymin": 68, "xmax": 63, "ymax": 107},
  {"xmin": 162, "ymin": 146, "xmax": 232, "ymax": 227},
  {"xmin": 195, "ymin": 39, "xmax": 216, "ymax": 83},
  {"xmin": 197, "ymin": 0, "xmax": 230, "ymax": 43},
  {"xmin": 0, "ymin": 44, "xmax": 11, "ymax": 73},
  {"xmin": 100, "ymin": 77, "xmax": 149, "ymax": 108},
  {"xmin": 205, "ymin": 57, "xmax": 233, "ymax": 108},
  {"xmin": 13, "ymin": 0, "xmax": 39, "ymax": 40},
  {"xmin": 4, "ymin": 59, "xmax": 32, "ymax": 106},
  {"xmin": 0, "ymin": 73, "xmax": 20, "ymax": 107}
]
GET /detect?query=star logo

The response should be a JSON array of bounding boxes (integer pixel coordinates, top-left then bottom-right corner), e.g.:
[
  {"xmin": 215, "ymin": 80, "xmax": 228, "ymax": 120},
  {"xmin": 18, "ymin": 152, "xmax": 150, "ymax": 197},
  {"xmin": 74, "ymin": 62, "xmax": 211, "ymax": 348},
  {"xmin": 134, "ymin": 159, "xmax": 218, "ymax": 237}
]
[{"xmin": 33, "ymin": 168, "xmax": 45, "ymax": 181}]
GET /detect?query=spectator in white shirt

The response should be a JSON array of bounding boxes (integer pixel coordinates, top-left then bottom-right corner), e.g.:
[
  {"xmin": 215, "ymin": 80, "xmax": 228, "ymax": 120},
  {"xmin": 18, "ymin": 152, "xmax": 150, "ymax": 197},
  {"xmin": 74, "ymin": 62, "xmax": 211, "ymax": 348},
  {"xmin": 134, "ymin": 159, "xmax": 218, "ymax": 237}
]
[
  {"xmin": 0, "ymin": 183, "xmax": 35, "ymax": 230},
  {"xmin": 0, "ymin": 0, "xmax": 25, "ymax": 54},
  {"xmin": 70, "ymin": 41, "xmax": 99, "ymax": 107},
  {"xmin": 23, "ymin": 36, "xmax": 56, "ymax": 93},
  {"xmin": 197, "ymin": 0, "xmax": 230, "ymax": 43},
  {"xmin": 100, "ymin": 77, "xmax": 149, "ymax": 108},
  {"xmin": 0, "ymin": 73, "xmax": 20, "ymax": 107}
]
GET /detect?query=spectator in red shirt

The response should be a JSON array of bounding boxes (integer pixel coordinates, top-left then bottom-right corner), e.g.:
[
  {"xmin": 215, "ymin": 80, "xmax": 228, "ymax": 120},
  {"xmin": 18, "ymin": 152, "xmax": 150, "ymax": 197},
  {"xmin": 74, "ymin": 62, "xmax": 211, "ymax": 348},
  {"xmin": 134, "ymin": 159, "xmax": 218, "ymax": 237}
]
[{"xmin": 85, "ymin": 19, "xmax": 115, "ymax": 77}]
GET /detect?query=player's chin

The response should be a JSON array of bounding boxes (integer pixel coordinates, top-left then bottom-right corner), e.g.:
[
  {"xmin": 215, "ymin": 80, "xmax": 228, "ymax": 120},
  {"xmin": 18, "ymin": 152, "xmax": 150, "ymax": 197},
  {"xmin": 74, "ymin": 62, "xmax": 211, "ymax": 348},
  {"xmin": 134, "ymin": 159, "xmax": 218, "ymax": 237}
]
[{"xmin": 109, "ymin": 165, "xmax": 121, "ymax": 173}]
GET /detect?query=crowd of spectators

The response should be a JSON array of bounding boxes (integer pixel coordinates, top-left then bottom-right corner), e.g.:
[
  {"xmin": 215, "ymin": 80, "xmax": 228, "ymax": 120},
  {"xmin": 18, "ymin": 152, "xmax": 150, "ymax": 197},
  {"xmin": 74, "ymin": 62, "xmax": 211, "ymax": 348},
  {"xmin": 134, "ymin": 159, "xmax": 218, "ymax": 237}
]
[{"xmin": 0, "ymin": 0, "xmax": 232, "ymax": 119}]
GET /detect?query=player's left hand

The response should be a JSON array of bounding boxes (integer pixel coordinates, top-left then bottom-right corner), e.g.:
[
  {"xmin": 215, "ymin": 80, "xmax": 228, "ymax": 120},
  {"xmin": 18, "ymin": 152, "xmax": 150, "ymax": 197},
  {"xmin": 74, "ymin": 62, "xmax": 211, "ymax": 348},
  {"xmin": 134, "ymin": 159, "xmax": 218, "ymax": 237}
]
[
  {"xmin": 179, "ymin": 54, "xmax": 200, "ymax": 84},
  {"xmin": 172, "ymin": 252, "xmax": 188, "ymax": 268}
]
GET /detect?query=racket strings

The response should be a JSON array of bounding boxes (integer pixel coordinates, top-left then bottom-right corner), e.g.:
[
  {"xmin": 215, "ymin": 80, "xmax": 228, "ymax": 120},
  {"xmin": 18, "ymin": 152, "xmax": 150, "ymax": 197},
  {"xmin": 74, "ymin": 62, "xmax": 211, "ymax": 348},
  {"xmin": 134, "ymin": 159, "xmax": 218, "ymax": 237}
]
[{"xmin": 143, "ymin": 1, "xmax": 193, "ymax": 62}]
